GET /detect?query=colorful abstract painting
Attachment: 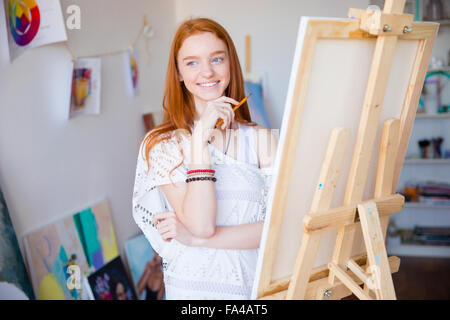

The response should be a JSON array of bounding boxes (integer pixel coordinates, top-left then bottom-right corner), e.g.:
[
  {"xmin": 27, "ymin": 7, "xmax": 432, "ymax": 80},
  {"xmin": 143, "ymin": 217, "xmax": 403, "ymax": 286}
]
[
  {"xmin": 244, "ymin": 80, "xmax": 271, "ymax": 129},
  {"xmin": 0, "ymin": 188, "xmax": 34, "ymax": 299},
  {"xmin": 23, "ymin": 200, "xmax": 118, "ymax": 299},
  {"xmin": 124, "ymin": 235, "xmax": 165, "ymax": 300},
  {"xmin": 88, "ymin": 256, "xmax": 136, "ymax": 300},
  {"xmin": 3, "ymin": 0, "xmax": 67, "ymax": 61},
  {"xmin": 73, "ymin": 201, "xmax": 118, "ymax": 270},
  {"xmin": 69, "ymin": 58, "xmax": 101, "ymax": 119},
  {"xmin": 71, "ymin": 68, "xmax": 92, "ymax": 110},
  {"xmin": 124, "ymin": 48, "xmax": 140, "ymax": 98},
  {"xmin": 130, "ymin": 52, "xmax": 139, "ymax": 92},
  {"xmin": 24, "ymin": 214, "xmax": 90, "ymax": 300}
]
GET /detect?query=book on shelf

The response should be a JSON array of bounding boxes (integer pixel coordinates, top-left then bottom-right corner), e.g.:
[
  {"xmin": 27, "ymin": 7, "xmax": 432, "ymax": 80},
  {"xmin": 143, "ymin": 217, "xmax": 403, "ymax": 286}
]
[
  {"xmin": 399, "ymin": 227, "xmax": 450, "ymax": 247},
  {"xmin": 418, "ymin": 196, "xmax": 450, "ymax": 206},
  {"xmin": 403, "ymin": 181, "xmax": 450, "ymax": 205}
]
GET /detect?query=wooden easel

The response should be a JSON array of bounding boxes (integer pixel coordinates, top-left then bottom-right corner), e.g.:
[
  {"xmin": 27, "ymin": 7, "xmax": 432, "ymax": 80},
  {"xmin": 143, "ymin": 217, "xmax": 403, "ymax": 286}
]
[{"xmin": 256, "ymin": 0, "xmax": 438, "ymax": 300}]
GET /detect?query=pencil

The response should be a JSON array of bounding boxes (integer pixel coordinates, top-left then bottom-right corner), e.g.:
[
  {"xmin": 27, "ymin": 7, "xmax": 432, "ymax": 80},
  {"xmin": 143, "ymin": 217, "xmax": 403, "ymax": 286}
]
[{"xmin": 216, "ymin": 93, "xmax": 252, "ymax": 128}]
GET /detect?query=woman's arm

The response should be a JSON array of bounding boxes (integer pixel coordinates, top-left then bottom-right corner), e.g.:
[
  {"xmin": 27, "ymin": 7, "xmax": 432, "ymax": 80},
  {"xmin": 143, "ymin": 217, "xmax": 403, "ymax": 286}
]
[
  {"xmin": 184, "ymin": 124, "xmax": 277, "ymax": 250},
  {"xmin": 160, "ymin": 131, "xmax": 216, "ymax": 238},
  {"xmin": 160, "ymin": 96, "xmax": 238, "ymax": 238},
  {"xmin": 153, "ymin": 212, "xmax": 264, "ymax": 250},
  {"xmin": 192, "ymin": 222, "xmax": 264, "ymax": 250}
]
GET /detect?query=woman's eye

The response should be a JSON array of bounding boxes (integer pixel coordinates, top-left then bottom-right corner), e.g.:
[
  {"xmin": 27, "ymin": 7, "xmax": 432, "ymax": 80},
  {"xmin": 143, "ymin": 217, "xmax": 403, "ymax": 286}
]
[
  {"xmin": 212, "ymin": 57, "xmax": 224, "ymax": 63},
  {"xmin": 187, "ymin": 61, "xmax": 197, "ymax": 66}
]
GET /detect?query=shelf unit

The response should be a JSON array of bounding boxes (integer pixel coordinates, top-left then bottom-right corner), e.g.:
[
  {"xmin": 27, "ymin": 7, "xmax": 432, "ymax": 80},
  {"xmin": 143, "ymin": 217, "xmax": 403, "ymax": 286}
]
[
  {"xmin": 394, "ymin": 131, "xmax": 450, "ymax": 257},
  {"xmin": 390, "ymin": 1, "xmax": 450, "ymax": 255},
  {"xmin": 364, "ymin": 1, "xmax": 450, "ymax": 257}
]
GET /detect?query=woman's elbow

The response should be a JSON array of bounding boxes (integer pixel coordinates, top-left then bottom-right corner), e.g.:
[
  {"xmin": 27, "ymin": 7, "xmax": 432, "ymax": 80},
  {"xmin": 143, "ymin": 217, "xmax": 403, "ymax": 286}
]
[
  {"xmin": 192, "ymin": 225, "xmax": 216, "ymax": 238},
  {"xmin": 181, "ymin": 203, "xmax": 217, "ymax": 238}
]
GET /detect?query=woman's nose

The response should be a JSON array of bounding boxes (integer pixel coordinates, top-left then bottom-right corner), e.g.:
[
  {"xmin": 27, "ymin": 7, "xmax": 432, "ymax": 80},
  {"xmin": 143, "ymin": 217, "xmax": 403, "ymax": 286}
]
[{"xmin": 200, "ymin": 62, "xmax": 214, "ymax": 78}]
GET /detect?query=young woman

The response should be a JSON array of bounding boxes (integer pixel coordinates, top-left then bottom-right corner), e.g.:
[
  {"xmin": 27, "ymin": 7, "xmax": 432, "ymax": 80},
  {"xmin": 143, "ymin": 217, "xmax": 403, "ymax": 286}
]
[{"xmin": 132, "ymin": 18, "xmax": 278, "ymax": 299}]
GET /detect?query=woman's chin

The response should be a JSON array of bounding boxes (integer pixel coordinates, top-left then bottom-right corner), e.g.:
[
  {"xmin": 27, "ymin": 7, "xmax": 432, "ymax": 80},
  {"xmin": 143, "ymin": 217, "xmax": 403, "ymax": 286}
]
[{"xmin": 196, "ymin": 92, "xmax": 224, "ymax": 102}]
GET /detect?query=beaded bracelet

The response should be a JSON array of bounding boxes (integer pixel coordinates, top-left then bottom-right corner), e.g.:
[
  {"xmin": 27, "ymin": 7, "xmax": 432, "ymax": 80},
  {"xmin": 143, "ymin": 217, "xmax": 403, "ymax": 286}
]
[
  {"xmin": 187, "ymin": 169, "xmax": 215, "ymax": 175},
  {"xmin": 186, "ymin": 176, "xmax": 217, "ymax": 183}
]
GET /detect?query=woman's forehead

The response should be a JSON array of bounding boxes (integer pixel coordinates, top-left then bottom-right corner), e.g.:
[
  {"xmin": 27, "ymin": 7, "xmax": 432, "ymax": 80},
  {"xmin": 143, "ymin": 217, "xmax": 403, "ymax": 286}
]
[{"xmin": 178, "ymin": 32, "xmax": 228, "ymax": 58}]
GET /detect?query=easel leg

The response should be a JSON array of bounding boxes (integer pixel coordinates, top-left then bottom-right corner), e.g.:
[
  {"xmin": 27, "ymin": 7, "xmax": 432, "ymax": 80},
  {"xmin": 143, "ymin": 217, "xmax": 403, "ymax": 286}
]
[
  {"xmin": 358, "ymin": 202, "xmax": 396, "ymax": 299},
  {"xmin": 286, "ymin": 232, "xmax": 321, "ymax": 299},
  {"xmin": 288, "ymin": 128, "xmax": 350, "ymax": 299},
  {"xmin": 363, "ymin": 118, "xmax": 400, "ymax": 294}
]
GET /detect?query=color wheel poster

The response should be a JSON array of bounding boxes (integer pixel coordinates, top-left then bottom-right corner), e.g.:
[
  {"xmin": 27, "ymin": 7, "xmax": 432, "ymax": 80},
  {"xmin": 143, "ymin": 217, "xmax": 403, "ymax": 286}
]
[
  {"xmin": 4, "ymin": 0, "xmax": 67, "ymax": 61},
  {"xmin": 69, "ymin": 58, "xmax": 101, "ymax": 119}
]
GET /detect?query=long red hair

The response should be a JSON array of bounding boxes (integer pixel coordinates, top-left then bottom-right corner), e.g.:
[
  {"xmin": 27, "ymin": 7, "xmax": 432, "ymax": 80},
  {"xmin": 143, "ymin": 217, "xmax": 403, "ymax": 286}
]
[{"xmin": 142, "ymin": 18, "xmax": 255, "ymax": 173}]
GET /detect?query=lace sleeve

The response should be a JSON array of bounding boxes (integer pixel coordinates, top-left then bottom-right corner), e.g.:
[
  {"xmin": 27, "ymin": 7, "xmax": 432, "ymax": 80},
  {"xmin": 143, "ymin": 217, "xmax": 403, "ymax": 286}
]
[
  {"xmin": 258, "ymin": 167, "xmax": 273, "ymax": 221},
  {"xmin": 132, "ymin": 134, "xmax": 188, "ymax": 264}
]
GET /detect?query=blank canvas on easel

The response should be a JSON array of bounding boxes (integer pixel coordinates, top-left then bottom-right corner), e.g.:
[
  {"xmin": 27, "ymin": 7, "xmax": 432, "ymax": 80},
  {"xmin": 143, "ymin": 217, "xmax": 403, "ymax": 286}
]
[{"xmin": 252, "ymin": 16, "xmax": 438, "ymax": 299}]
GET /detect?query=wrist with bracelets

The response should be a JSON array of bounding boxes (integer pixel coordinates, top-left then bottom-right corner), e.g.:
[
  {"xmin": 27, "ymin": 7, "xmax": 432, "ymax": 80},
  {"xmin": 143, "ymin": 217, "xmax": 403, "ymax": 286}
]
[{"xmin": 186, "ymin": 169, "xmax": 217, "ymax": 183}]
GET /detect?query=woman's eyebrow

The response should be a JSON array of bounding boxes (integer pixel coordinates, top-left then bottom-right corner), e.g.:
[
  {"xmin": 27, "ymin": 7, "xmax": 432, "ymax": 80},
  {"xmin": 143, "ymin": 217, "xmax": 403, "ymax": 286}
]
[{"xmin": 182, "ymin": 50, "xmax": 227, "ymax": 61}]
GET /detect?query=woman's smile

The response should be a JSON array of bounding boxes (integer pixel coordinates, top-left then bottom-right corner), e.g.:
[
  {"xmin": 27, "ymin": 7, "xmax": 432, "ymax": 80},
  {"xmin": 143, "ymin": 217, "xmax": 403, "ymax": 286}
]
[{"xmin": 198, "ymin": 80, "xmax": 220, "ymax": 88}]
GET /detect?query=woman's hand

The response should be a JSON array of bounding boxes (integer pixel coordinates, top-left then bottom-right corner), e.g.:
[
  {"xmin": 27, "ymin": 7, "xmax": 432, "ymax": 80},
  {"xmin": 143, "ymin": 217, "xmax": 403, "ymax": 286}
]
[
  {"xmin": 194, "ymin": 96, "xmax": 239, "ymax": 142},
  {"xmin": 152, "ymin": 212, "xmax": 198, "ymax": 246}
]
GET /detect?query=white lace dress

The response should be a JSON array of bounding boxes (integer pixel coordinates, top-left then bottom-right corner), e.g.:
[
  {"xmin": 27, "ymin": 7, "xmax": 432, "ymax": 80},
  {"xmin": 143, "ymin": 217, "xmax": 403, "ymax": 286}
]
[{"xmin": 132, "ymin": 123, "xmax": 272, "ymax": 299}]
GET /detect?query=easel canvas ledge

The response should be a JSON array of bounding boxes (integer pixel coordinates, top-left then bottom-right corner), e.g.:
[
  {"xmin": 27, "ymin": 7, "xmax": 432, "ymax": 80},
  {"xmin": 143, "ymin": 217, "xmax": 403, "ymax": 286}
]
[{"xmin": 252, "ymin": 0, "xmax": 438, "ymax": 300}]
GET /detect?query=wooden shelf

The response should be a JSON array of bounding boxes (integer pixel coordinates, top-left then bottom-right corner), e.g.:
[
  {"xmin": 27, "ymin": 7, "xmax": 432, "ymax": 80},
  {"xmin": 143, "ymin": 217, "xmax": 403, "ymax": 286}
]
[
  {"xmin": 421, "ymin": 19, "xmax": 450, "ymax": 27},
  {"xmin": 404, "ymin": 202, "xmax": 450, "ymax": 209},
  {"xmin": 436, "ymin": 19, "xmax": 450, "ymax": 27},
  {"xmin": 387, "ymin": 241, "xmax": 450, "ymax": 258},
  {"xmin": 415, "ymin": 113, "xmax": 450, "ymax": 119},
  {"xmin": 404, "ymin": 158, "xmax": 450, "ymax": 165}
]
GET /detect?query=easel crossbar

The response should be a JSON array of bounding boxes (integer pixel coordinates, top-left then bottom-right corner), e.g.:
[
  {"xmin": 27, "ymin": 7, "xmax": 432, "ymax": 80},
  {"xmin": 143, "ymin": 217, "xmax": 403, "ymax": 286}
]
[
  {"xmin": 328, "ymin": 262, "xmax": 372, "ymax": 300},
  {"xmin": 303, "ymin": 194, "xmax": 404, "ymax": 233}
]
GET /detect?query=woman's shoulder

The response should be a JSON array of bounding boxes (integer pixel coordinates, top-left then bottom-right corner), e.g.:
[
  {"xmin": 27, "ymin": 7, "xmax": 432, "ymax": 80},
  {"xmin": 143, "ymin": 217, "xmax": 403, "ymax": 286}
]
[
  {"xmin": 144, "ymin": 128, "xmax": 190, "ymax": 149},
  {"xmin": 247, "ymin": 124, "xmax": 278, "ymax": 141}
]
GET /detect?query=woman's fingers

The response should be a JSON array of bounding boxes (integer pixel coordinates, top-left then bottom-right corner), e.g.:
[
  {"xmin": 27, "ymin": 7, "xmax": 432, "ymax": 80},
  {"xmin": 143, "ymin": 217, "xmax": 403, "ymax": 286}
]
[
  {"xmin": 152, "ymin": 211, "xmax": 175, "ymax": 226},
  {"xmin": 160, "ymin": 229, "xmax": 175, "ymax": 241},
  {"xmin": 156, "ymin": 219, "xmax": 175, "ymax": 234},
  {"xmin": 213, "ymin": 103, "xmax": 234, "ymax": 129},
  {"xmin": 153, "ymin": 213, "xmax": 178, "ymax": 241},
  {"xmin": 159, "ymin": 223, "xmax": 177, "ymax": 241},
  {"xmin": 196, "ymin": 96, "xmax": 239, "ymax": 132},
  {"xmin": 215, "ymin": 108, "xmax": 231, "ymax": 129},
  {"xmin": 216, "ymin": 96, "xmax": 239, "ymax": 106}
]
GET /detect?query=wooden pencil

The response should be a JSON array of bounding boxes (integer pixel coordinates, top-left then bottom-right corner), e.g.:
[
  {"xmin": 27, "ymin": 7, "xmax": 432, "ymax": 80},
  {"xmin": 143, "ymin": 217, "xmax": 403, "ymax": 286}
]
[{"xmin": 216, "ymin": 93, "xmax": 252, "ymax": 128}]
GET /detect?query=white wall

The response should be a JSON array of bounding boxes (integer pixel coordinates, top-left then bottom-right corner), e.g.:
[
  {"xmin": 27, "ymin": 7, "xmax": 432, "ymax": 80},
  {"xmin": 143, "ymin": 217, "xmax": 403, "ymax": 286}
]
[
  {"xmin": 0, "ymin": 0, "xmax": 176, "ymax": 264},
  {"xmin": 175, "ymin": 0, "xmax": 369, "ymax": 129}
]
